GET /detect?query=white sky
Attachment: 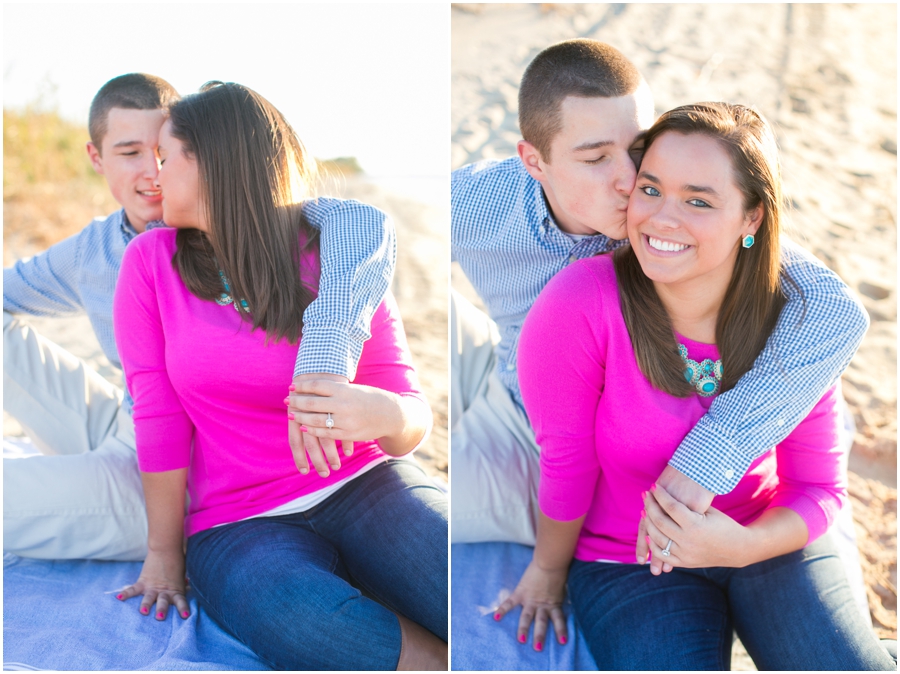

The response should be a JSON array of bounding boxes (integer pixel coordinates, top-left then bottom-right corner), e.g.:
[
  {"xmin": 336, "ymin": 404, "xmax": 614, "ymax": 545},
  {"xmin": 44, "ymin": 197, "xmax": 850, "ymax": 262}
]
[{"xmin": 3, "ymin": 3, "xmax": 449, "ymax": 180}]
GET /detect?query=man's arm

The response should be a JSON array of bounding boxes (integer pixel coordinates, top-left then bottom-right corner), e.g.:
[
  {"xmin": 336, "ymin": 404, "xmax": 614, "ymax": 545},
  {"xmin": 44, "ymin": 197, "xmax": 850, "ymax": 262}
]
[
  {"xmin": 289, "ymin": 198, "xmax": 396, "ymax": 471},
  {"xmin": 294, "ymin": 198, "xmax": 396, "ymax": 380},
  {"xmin": 666, "ymin": 240, "xmax": 868, "ymax": 498},
  {"xmin": 4, "ymin": 233, "xmax": 84, "ymax": 316}
]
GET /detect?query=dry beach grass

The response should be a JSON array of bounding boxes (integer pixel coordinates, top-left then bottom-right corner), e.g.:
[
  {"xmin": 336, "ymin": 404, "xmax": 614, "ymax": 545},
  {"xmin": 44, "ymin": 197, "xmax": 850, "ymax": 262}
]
[{"xmin": 451, "ymin": 2, "xmax": 896, "ymax": 654}]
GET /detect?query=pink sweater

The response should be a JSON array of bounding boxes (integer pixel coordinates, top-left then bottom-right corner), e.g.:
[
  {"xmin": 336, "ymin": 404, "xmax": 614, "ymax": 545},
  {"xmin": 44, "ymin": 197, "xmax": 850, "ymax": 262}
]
[
  {"xmin": 518, "ymin": 254, "xmax": 846, "ymax": 563},
  {"xmin": 114, "ymin": 228, "xmax": 425, "ymax": 537}
]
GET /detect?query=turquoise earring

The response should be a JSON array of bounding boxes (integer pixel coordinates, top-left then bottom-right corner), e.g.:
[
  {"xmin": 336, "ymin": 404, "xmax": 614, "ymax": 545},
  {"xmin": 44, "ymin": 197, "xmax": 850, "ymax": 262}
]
[{"xmin": 742, "ymin": 234, "xmax": 755, "ymax": 249}]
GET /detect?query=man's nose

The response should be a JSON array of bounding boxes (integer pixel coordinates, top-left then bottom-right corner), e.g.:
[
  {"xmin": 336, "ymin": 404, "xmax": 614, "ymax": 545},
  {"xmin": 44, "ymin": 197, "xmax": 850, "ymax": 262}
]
[{"xmin": 615, "ymin": 154, "xmax": 638, "ymax": 195}]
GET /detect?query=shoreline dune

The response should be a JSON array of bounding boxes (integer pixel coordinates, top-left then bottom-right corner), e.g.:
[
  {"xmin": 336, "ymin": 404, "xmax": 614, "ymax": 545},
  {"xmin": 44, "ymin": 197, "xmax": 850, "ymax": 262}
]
[{"xmin": 451, "ymin": 2, "xmax": 896, "ymax": 650}]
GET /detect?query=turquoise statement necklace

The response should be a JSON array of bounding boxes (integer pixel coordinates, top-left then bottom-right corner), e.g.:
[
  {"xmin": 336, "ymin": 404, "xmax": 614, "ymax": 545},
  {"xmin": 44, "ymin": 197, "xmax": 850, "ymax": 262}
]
[
  {"xmin": 678, "ymin": 343, "xmax": 722, "ymax": 397},
  {"xmin": 215, "ymin": 270, "xmax": 250, "ymax": 313}
]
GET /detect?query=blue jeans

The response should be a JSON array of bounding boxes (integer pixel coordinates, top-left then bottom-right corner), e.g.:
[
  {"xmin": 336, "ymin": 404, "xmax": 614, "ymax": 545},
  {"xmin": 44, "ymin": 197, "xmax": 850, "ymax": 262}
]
[
  {"xmin": 568, "ymin": 534, "xmax": 895, "ymax": 670},
  {"xmin": 186, "ymin": 460, "xmax": 448, "ymax": 671}
]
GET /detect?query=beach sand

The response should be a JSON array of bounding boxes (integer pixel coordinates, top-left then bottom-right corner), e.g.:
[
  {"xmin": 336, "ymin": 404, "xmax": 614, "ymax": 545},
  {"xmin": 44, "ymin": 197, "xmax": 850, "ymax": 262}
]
[
  {"xmin": 2, "ymin": 174, "xmax": 449, "ymax": 481},
  {"xmin": 451, "ymin": 1, "xmax": 896, "ymax": 657}
]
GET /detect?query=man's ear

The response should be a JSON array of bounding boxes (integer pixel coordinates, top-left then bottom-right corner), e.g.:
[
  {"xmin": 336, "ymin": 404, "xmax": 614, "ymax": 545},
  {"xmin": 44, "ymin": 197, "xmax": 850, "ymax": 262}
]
[
  {"xmin": 517, "ymin": 140, "xmax": 546, "ymax": 182},
  {"xmin": 86, "ymin": 141, "xmax": 104, "ymax": 175}
]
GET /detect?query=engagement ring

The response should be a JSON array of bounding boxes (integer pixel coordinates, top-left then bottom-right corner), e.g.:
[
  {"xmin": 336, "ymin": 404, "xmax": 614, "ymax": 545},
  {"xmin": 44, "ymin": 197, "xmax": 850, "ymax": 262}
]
[{"xmin": 326, "ymin": 412, "xmax": 334, "ymax": 429}]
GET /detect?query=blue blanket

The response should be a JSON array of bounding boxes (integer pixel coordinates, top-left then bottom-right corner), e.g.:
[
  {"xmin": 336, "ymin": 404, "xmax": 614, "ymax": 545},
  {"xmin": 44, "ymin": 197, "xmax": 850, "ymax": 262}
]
[{"xmin": 3, "ymin": 553, "xmax": 267, "ymax": 671}]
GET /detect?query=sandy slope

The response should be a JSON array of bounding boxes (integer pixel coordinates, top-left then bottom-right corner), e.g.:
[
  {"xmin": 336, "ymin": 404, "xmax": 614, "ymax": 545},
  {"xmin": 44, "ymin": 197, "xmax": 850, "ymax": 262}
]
[{"xmin": 451, "ymin": 2, "xmax": 896, "ymax": 648}]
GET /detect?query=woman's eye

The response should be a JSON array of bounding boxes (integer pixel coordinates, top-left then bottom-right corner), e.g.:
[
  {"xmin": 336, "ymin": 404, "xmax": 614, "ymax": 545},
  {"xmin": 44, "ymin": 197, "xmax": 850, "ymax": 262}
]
[
  {"xmin": 688, "ymin": 198, "xmax": 711, "ymax": 208},
  {"xmin": 640, "ymin": 185, "xmax": 660, "ymax": 197}
]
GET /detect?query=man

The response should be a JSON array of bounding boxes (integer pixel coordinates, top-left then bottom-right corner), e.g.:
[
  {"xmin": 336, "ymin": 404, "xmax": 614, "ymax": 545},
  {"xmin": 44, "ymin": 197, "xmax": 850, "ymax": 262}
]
[
  {"xmin": 450, "ymin": 40, "xmax": 867, "ymax": 567},
  {"xmin": 4, "ymin": 73, "xmax": 397, "ymax": 560}
]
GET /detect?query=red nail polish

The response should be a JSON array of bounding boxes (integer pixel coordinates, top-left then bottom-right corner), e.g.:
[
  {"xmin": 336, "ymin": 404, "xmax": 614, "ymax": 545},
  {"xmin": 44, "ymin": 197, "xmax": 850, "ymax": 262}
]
[
  {"xmin": 283, "ymin": 397, "xmax": 289, "ymax": 405},
  {"xmin": 650, "ymin": 483, "xmax": 657, "ymax": 492},
  {"xmin": 299, "ymin": 425, "xmax": 309, "ymax": 432},
  {"xmin": 182, "ymin": 611, "xmax": 189, "ymax": 618},
  {"xmin": 141, "ymin": 607, "xmax": 148, "ymax": 614},
  {"xmin": 519, "ymin": 634, "xmax": 526, "ymax": 643},
  {"xmin": 536, "ymin": 642, "xmax": 543, "ymax": 651},
  {"xmin": 289, "ymin": 384, "xmax": 296, "ymax": 391},
  {"xmin": 157, "ymin": 612, "xmax": 164, "ymax": 618},
  {"xmin": 116, "ymin": 594, "xmax": 123, "ymax": 600},
  {"xmin": 560, "ymin": 635, "xmax": 567, "ymax": 645},
  {"xmin": 493, "ymin": 612, "xmax": 501, "ymax": 621}
]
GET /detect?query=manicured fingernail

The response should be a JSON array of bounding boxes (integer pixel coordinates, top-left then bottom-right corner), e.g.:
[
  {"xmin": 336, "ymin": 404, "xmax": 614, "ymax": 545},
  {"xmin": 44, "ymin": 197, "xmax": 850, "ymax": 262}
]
[
  {"xmin": 141, "ymin": 607, "xmax": 149, "ymax": 614},
  {"xmin": 288, "ymin": 413, "xmax": 295, "ymax": 420},
  {"xmin": 641, "ymin": 509, "xmax": 646, "ymax": 518},
  {"xmin": 535, "ymin": 642, "xmax": 543, "ymax": 651},
  {"xmin": 641, "ymin": 490, "xmax": 647, "ymax": 500},
  {"xmin": 300, "ymin": 467, "xmax": 309, "ymax": 474},
  {"xmin": 519, "ymin": 634, "xmax": 526, "ymax": 643},
  {"xmin": 493, "ymin": 612, "xmax": 501, "ymax": 621},
  {"xmin": 283, "ymin": 397, "xmax": 289, "ymax": 405},
  {"xmin": 289, "ymin": 384, "xmax": 296, "ymax": 391},
  {"xmin": 116, "ymin": 593, "xmax": 123, "ymax": 600},
  {"xmin": 299, "ymin": 425, "xmax": 309, "ymax": 432},
  {"xmin": 157, "ymin": 612, "xmax": 164, "ymax": 618},
  {"xmin": 182, "ymin": 611, "xmax": 189, "ymax": 618},
  {"xmin": 318, "ymin": 471, "xmax": 329, "ymax": 477},
  {"xmin": 560, "ymin": 635, "xmax": 567, "ymax": 645},
  {"xmin": 650, "ymin": 483, "xmax": 657, "ymax": 492}
]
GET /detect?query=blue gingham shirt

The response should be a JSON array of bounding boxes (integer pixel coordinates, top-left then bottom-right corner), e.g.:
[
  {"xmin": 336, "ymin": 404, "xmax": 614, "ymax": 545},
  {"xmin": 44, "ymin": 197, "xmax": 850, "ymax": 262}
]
[
  {"xmin": 4, "ymin": 198, "xmax": 396, "ymax": 415},
  {"xmin": 452, "ymin": 157, "xmax": 869, "ymax": 494}
]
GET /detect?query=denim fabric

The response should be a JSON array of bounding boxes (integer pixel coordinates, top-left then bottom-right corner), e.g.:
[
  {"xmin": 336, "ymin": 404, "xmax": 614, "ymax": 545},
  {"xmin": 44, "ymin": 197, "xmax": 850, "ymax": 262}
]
[
  {"xmin": 186, "ymin": 460, "xmax": 448, "ymax": 671},
  {"xmin": 567, "ymin": 534, "xmax": 895, "ymax": 671}
]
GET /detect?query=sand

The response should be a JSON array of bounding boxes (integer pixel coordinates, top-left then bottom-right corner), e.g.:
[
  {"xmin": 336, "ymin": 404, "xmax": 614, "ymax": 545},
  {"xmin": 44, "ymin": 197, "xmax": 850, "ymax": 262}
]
[{"xmin": 451, "ymin": 1, "xmax": 896, "ymax": 652}]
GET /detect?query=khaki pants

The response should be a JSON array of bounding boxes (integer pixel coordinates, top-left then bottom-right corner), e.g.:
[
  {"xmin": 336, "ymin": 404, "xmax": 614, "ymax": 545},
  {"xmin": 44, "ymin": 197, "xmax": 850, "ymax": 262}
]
[
  {"xmin": 3, "ymin": 311, "xmax": 148, "ymax": 561},
  {"xmin": 450, "ymin": 290, "xmax": 540, "ymax": 545}
]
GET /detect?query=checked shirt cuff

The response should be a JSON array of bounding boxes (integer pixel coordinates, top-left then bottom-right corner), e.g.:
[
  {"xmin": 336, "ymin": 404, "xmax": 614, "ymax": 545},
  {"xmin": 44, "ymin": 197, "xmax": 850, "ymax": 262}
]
[
  {"xmin": 293, "ymin": 325, "xmax": 365, "ymax": 382},
  {"xmin": 668, "ymin": 415, "xmax": 757, "ymax": 495}
]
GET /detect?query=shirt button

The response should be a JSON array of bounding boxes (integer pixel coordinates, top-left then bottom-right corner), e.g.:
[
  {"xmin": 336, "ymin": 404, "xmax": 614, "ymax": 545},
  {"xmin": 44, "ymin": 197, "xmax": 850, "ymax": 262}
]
[
  {"xmin": 506, "ymin": 363, "xmax": 515, "ymax": 371},
  {"xmin": 724, "ymin": 469, "xmax": 734, "ymax": 479},
  {"xmin": 569, "ymin": 255, "xmax": 577, "ymax": 263},
  {"xmin": 776, "ymin": 418, "xmax": 785, "ymax": 427}
]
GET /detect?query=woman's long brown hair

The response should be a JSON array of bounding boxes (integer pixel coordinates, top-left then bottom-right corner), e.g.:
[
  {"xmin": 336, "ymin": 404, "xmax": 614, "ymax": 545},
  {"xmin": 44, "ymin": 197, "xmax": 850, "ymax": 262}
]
[
  {"xmin": 169, "ymin": 82, "xmax": 318, "ymax": 344},
  {"xmin": 615, "ymin": 103, "xmax": 800, "ymax": 396}
]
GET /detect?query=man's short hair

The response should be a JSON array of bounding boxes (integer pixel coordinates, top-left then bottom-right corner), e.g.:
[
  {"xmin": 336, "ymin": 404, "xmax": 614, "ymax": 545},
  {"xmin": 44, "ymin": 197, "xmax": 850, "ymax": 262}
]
[
  {"xmin": 88, "ymin": 73, "xmax": 180, "ymax": 150},
  {"xmin": 519, "ymin": 39, "xmax": 643, "ymax": 161}
]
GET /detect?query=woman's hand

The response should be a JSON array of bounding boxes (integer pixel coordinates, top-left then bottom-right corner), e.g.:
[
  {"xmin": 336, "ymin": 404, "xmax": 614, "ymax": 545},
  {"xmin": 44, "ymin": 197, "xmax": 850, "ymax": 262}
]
[
  {"xmin": 493, "ymin": 559, "xmax": 569, "ymax": 651},
  {"xmin": 640, "ymin": 483, "xmax": 752, "ymax": 572},
  {"xmin": 116, "ymin": 547, "xmax": 190, "ymax": 620},
  {"xmin": 288, "ymin": 376, "xmax": 427, "ymax": 475},
  {"xmin": 287, "ymin": 373, "xmax": 351, "ymax": 478}
]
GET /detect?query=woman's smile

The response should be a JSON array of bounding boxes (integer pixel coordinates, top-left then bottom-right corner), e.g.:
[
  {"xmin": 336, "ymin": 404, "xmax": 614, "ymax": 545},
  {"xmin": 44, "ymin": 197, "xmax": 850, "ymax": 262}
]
[{"xmin": 643, "ymin": 234, "xmax": 693, "ymax": 256}]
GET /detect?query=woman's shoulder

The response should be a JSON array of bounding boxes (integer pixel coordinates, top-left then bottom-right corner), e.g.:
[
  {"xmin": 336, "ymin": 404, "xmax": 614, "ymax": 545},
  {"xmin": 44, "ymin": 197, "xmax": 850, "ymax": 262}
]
[
  {"xmin": 526, "ymin": 252, "xmax": 619, "ymax": 338},
  {"xmin": 539, "ymin": 252, "xmax": 618, "ymax": 307},
  {"xmin": 122, "ymin": 226, "xmax": 178, "ymax": 276}
]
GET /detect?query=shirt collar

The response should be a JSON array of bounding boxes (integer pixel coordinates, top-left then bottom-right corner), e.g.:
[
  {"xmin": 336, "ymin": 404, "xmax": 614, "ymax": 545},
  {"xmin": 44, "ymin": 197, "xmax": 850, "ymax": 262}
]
[{"xmin": 119, "ymin": 210, "xmax": 167, "ymax": 243}]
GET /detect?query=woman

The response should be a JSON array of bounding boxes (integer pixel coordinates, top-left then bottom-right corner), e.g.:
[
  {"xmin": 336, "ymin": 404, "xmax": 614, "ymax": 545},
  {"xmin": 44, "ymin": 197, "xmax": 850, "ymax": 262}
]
[
  {"xmin": 113, "ymin": 82, "xmax": 447, "ymax": 670},
  {"xmin": 496, "ymin": 103, "xmax": 894, "ymax": 670}
]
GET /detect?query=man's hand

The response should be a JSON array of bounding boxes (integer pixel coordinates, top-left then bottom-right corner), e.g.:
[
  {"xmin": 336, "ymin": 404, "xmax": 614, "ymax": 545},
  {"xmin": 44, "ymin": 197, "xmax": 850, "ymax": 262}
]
[
  {"xmin": 636, "ymin": 465, "xmax": 715, "ymax": 571},
  {"xmin": 287, "ymin": 373, "xmax": 349, "ymax": 477}
]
